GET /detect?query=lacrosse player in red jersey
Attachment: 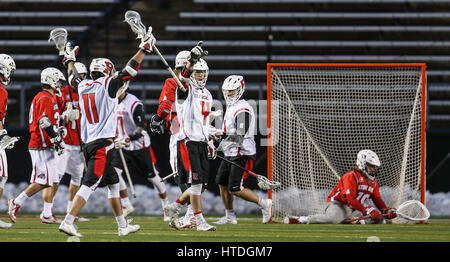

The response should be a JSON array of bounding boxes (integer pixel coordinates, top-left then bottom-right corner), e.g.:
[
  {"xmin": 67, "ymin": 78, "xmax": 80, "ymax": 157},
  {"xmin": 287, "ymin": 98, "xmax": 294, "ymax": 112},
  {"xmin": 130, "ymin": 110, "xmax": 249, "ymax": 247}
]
[
  {"xmin": 112, "ymin": 90, "xmax": 170, "ymax": 220},
  {"xmin": 164, "ymin": 43, "xmax": 219, "ymax": 231},
  {"xmin": 0, "ymin": 54, "xmax": 16, "ymax": 229},
  {"xmin": 284, "ymin": 150, "xmax": 397, "ymax": 224},
  {"xmin": 57, "ymin": 27, "xmax": 156, "ymax": 237},
  {"xmin": 213, "ymin": 75, "xmax": 272, "ymax": 225},
  {"xmin": 43, "ymin": 62, "xmax": 88, "ymax": 223},
  {"xmin": 7, "ymin": 67, "xmax": 67, "ymax": 224},
  {"xmin": 151, "ymin": 50, "xmax": 197, "ymax": 228}
]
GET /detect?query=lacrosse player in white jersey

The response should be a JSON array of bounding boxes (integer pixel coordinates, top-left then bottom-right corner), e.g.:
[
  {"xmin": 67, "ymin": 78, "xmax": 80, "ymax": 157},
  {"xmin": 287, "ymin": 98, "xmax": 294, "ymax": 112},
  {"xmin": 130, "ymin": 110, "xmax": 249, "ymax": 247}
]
[
  {"xmin": 0, "ymin": 54, "xmax": 16, "ymax": 229},
  {"xmin": 164, "ymin": 43, "xmax": 218, "ymax": 231},
  {"xmin": 213, "ymin": 75, "xmax": 272, "ymax": 225},
  {"xmin": 57, "ymin": 27, "xmax": 156, "ymax": 237},
  {"xmin": 112, "ymin": 90, "xmax": 170, "ymax": 220}
]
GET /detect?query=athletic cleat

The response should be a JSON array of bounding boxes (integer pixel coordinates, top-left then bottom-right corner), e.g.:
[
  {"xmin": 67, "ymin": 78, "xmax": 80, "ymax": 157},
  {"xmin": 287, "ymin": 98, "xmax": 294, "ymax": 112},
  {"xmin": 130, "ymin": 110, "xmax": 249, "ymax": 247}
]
[
  {"xmin": 196, "ymin": 221, "xmax": 216, "ymax": 231},
  {"xmin": 118, "ymin": 224, "xmax": 141, "ymax": 236},
  {"xmin": 59, "ymin": 221, "xmax": 83, "ymax": 237},
  {"xmin": 164, "ymin": 203, "xmax": 180, "ymax": 229},
  {"xmin": 213, "ymin": 216, "xmax": 238, "ymax": 225},
  {"xmin": 74, "ymin": 216, "xmax": 89, "ymax": 222},
  {"xmin": 7, "ymin": 199, "xmax": 20, "ymax": 223},
  {"xmin": 283, "ymin": 216, "xmax": 301, "ymax": 224},
  {"xmin": 163, "ymin": 209, "xmax": 171, "ymax": 222},
  {"xmin": 122, "ymin": 205, "xmax": 135, "ymax": 217},
  {"xmin": 177, "ymin": 215, "xmax": 196, "ymax": 229},
  {"xmin": 40, "ymin": 212, "xmax": 58, "ymax": 224},
  {"xmin": 261, "ymin": 199, "xmax": 273, "ymax": 224},
  {"xmin": 0, "ymin": 219, "xmax": 12, "ymax": 229}
]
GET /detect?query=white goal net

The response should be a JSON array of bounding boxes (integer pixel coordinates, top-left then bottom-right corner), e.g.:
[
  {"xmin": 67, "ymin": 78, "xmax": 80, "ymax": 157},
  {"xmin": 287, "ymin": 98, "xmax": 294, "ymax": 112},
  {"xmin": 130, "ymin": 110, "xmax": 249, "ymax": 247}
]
[{"xmin": 267, "ymin": 63, "xmax": 426, "ymax": 223}]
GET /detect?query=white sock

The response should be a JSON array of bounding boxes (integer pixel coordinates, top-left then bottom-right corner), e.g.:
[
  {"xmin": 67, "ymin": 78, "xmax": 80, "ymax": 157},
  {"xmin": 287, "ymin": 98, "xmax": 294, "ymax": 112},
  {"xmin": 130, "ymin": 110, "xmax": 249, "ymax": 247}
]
[
  {"xmin": 186, "ymin": 204, "xmax": 193, "ymax": 216},
  {"xmin": 43, "ymin": 202, "xmax": 53, "ymax": 217},
  {"xmin": 121, "ymin": 197, "xmax": 131, "ymax": 207},
  {"xmin": 160, "ymin": 197, "xmax": 169, "ymax": 208},
  {"xmin": 194, "ymin": 211, "xmax": 206, "ymax": 224},
  {"xmin": 14, "ymin": 191, "xmax": 29, "ymax": 206},
  {"xmin": 257, "ymin": 198, "xmax": 267, "ymax": 208},
  {"xmin": 66, "ymin": 201, "xmax": 72, "ymax": 213},
  {"xmin": 116, "ymin": 215, "xmax": 127, "ymax": 228},
  {"xmin": 64, "ymin": 214, "xmax": 75, "ymax": 225},
  {"xmin": 225, "ymin": 209, "xmax": 236, "ymax": 218}
]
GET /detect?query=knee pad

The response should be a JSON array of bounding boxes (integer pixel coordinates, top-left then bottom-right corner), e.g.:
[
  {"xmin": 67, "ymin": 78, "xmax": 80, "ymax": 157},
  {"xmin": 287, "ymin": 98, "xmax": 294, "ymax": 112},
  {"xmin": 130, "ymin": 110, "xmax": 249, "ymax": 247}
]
[
  {"xmin": 76, "ymin": 185, "xmax": 93, "ymax": 202},
  {"xmin": 149, "ymin": 174, "xmax": 166, "ymax": 194},
  {"xmin": 69, "ymin": 173, "xmax": 82, "ymax": 187},
  {"xmin": 107, "ymin": 182, "xmax": 120, "ymax": 199},
  {"xmin": 189, "ymin": 183, "xmax": 202, "ymax": 196},
  {"xmin": 115, "ymin": 168, "xmax": 127, "ymax": 191}
]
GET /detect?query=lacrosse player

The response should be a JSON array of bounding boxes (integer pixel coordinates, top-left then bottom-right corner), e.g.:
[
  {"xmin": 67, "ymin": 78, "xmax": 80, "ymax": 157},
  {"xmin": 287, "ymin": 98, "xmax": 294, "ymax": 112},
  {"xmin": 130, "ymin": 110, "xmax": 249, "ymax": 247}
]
[
  {"xmin": 284, "ymin": 150, "xmax": 397, "ymax": 224},
  {"xmin": 164, "ymin": 43, "xmax": 218, "ymax": 231},
  {"xmin": 57, "ymin": 28, "xmax": 155, "ymax": 237},
  {"xmin": 43, "ymin": 62, "xmax": 88, "ymax": 223},
  {"xmin": 151, "ymin": 50, "xmax": 196, "ymax": 228},
  {"xmin": 0, "ymin": 54, "xmax": 16, "ymax": 229},
  {"xmin": 213, "ymin": 75, "xmax": 273, "ymax": 225},
  {"xmin": 112, "ymin": 90, "xmax": 170, "ymax": 220},
  {"xmin": 7, "ymin": 67, "xmax": 67, "ymax": 224}
]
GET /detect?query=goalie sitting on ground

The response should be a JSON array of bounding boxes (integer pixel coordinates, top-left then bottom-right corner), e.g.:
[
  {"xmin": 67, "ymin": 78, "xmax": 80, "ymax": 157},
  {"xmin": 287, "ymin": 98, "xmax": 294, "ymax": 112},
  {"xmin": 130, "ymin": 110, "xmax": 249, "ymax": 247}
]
[{"xmin": 284, "ymin": 150, "xmax": 397, "ymax": 224}]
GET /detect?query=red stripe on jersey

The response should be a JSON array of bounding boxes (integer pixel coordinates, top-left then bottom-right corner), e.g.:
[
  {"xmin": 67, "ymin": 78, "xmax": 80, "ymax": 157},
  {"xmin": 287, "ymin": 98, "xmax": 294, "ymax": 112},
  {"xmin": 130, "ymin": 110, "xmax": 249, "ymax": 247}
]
[
  {"xmin": 179, "ymin": 140, "xmax": 191, "ymax": 172},
  {"xmin": 130, "ymin": 101, "xmax": 141, "ymax": 114},
  {"xmin": 242, "ymin": 158, "xmax": 254, "ymax": 180},
  {"xmin": 104, "ymin": 76, "xmax": 111, "ymax": 89},
  {"xmin": 89, "ymin": 93, "xmax": 99, "ymax": 123},
  {"xmin": 93, "ymin": 147, "xmax": 107, "ymax": 178},
  {"xmin": 233, "ymin": 108, "xmax": 250, "ymax": 119},
  {"xmin": 149, "ymin": 147, "xmax": 157, "ymax": 164},
  {"xmin": 1, "ymin": 155, "xmax": 5, "ymax": 177}
]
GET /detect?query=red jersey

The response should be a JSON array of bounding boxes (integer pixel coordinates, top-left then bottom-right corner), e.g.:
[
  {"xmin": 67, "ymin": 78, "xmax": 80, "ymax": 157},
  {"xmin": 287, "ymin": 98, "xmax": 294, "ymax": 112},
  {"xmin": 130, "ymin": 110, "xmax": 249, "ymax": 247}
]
[
  {"xmin": 158, "ymin": 77, "xmax": 179, "ymax": 135},
  {"xmin": 327, "ymin": 169, "xmax": 387, "ymax": 214},
  {"xmin": 55, "ymin": 85, "xmax": 82, "ymax": 145},
  {"xmin": 0, "ymin": 83, "xmax": 8, "ymax": 125},
  {"xmin": 28, "ymin": 91, "xmax": 60, "ymax": 148}
]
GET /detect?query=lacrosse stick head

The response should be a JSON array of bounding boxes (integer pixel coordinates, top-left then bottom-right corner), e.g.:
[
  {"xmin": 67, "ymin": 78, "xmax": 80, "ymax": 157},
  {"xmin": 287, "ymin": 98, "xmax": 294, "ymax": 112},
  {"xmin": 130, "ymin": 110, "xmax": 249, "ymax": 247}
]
[
  {"xmin": 257, "ymin": 176, "xmax": 281, "ymax": 190},
  {"xmin": 48, "ymin": 28, "xmax": 68, "ymax": 55},
  {"xmin": 124, "ymin": 10, "xmax": 147, "ymax": 39},
  {"xmin": 393, "ymin": 200, "xmax": 430, "ymax": 224}
]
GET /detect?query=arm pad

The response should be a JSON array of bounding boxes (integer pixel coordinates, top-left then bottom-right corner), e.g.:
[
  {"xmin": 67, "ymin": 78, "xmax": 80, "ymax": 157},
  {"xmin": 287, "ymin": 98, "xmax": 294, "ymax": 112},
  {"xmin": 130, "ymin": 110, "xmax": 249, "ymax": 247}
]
[
  {"xmin": 119, "ymin": 59, "xmax": 141, "ymax": 82},
  {"xmin": 39, "ymin": 116, "xmax": 57, "ymax": 138}
]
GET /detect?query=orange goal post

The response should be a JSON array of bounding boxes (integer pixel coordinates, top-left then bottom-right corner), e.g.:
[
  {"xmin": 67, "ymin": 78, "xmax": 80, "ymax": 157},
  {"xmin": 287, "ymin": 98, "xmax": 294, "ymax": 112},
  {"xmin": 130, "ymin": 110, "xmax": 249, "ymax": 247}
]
[{"xmin": 267, "ymin": 63, "xmax": 427, "ymax": 223}]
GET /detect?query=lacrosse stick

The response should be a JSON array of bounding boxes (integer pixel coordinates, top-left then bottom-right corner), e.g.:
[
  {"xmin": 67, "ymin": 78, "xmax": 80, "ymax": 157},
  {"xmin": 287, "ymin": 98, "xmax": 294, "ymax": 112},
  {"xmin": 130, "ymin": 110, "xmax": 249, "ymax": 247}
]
[
  {"xmin": 118, "ymin": 148, "xmax": 136, "ymax": 198},
  {"xmin": 0, "ymin": 136, "xmax": 19, "ymax": 150},
  {"xmin": 48, "ymin": 28, "xmax": 68, "ymax": 55},
  {"xmin": 344, "ymin": 200, "xmax": 430, "ymax": 224},
  {"xmin": 124, "ymin": 10, "xmax": 190, "ymax": 90},
  {"xmin": 160, "ymin": 171, "xmax": 178, "ymax": 182},
  {"xmin": 48, "ymin": 27, "xmax": 87, "ymax": 172},
  {"xmin": 215, "ymin": 154, "xmax": 281, "ymax": 190}
]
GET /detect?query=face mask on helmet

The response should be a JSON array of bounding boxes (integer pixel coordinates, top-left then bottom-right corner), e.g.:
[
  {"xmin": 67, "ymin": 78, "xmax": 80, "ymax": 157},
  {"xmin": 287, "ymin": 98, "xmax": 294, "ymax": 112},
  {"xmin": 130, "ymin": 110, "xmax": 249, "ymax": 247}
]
[
  {"xmin": 175, "ymin": 50, "xmax": 190, "ymax": 70},
  {"xmin": 89, "ymin": 58, "xmax": 115, "ymax": 80},
  {"xmin": 222, "ymin": 75, "xmax": 245, "ymax": 106},
  {"xmin": 74, "ymin": 62, "xmax": 88, "ymax": 80},
  {"xmin": 190, "ymin": 59, "xmax": 208, "ymax": 89},
  {"xmin": 356, "ymin": 149, "xmax": 381, "ymax": 180},
  {"xmin": 0, "ymin": 54, "xmax": 16, "ymax": 86},
  {"xmin": 40, "ymin": 67, "xmax": 66, "ymax": 97}
]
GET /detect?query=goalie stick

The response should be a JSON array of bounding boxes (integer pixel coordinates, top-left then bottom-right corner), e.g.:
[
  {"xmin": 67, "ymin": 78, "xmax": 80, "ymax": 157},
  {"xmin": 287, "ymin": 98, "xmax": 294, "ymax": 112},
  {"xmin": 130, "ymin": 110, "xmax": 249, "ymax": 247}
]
[
  {"xmin": 160, "ymin": 171, "xmax": 178, "ymax": 182},
  {"xmin": 215, "ymin": 154, "xmax": 281, "ymax": 190},
  {"xmin": 123, "ymin": 10, "xmax": 190, "ymax": 91},
  {"xmin": 344, "ymin": 200, "xmax": 430, "ymax": 223}
]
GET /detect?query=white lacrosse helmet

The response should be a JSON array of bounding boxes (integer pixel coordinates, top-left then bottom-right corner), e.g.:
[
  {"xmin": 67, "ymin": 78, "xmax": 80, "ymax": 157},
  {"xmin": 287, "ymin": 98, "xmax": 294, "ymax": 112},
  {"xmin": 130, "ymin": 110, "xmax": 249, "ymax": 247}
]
[
  {"xmin": 190, "ymin": 58, "xmax": 208, "ymax": 89},
  {"xmin": 356, "ymin": 149, "xmax": 381, "ymax": 180},
  {"xmin": 222, "ymin": 75, "xmax": 245, "ymax": 106},
  {"xmin": 74, "ymin": 62, "xmax": 88, "ymax": 76},
  {"xmin": 41, "ymin": 67, "xmax": 66, "ymax": 97},
  {"xmin": 89, "ymin": 58, "xmax": 115, "ymax": 79},
  {"xmin": 0, "ymin": 54, "xmax": 16, "ymax": 86},
  {"xmin": 175, "ymin": 50, "xmax": 190, "ymax": 69}
]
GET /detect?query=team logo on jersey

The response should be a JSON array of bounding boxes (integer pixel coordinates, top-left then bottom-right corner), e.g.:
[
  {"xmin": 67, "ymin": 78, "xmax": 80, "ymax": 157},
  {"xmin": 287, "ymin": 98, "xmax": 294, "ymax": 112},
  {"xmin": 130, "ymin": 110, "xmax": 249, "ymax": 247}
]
[{"xmin": 37, "ymin": 173, "xmax": 45, "ymax": 180}]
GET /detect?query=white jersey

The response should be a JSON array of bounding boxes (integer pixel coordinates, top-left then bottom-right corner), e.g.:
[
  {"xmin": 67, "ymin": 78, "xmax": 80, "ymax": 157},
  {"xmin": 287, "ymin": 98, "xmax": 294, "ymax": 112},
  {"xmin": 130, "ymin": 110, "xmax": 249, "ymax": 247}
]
[
  {"xmin": 176, "ymin": 85, "xmax": 213, "ymax": 143},
  {"xmin": 78, "ymin": 76, "xmax": 118, "ymax": 144},
  {"xmin": 115, "ymin": 93, "xmax": 151, "ymax": 150},
  {"xmin": 222, "ymin": 99, "xmax": 256, "ymax": 157}
]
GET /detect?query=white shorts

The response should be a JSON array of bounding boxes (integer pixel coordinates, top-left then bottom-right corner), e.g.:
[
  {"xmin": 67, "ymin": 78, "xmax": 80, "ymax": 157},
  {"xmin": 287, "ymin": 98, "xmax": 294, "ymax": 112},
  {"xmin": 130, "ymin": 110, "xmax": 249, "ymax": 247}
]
[
  {"xmin": 0, "ymin": 150, "xmax": 8, "ymax": 188},
  {"xmin": 29, "ymin": 149, "xmax": 59, "ymax": 186},
  {"xmin": 169, "ymin": 134, "xmax": 178, "ymax": 172},
  {"xmin": 56, "ymin": 144, "xmax": 84, "ymax": 186}
]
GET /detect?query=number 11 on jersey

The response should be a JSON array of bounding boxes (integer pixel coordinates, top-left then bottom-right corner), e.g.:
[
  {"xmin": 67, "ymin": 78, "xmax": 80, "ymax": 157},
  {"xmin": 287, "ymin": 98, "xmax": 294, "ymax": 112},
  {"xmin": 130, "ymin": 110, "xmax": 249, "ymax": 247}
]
[{"xmin": 82, "ymin": 93, "xmax": 99, "ymax": 124}]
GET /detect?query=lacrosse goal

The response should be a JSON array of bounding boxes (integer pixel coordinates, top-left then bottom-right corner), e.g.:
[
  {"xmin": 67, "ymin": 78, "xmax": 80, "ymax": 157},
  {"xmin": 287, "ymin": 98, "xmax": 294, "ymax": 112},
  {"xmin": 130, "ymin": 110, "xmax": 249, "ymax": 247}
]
[{"xmin": 267, "ymin": 63, "xmax": 427, "ymax": 223}]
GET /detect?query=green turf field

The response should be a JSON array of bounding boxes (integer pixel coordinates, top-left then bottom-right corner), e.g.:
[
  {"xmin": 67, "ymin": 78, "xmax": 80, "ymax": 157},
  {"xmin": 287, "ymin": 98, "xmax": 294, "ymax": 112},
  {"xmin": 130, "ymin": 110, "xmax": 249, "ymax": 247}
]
[{"xmin": 1, "ymin": 213, "xmax": 449, "ymax": 242}]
